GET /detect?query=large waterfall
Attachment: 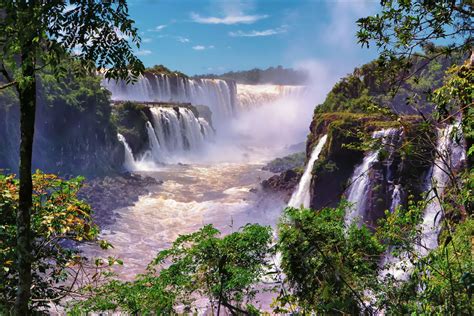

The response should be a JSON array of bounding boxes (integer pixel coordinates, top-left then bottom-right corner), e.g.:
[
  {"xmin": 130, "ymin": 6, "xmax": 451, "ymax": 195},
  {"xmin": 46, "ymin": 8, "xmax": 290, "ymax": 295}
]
[
  {"xmin": 237, "ymin": 84, "xmax": 306, "ymax": 111},
  {"xmin": 103, "ymin": 75, "xmax": 236, "ymax": 121},
  {"xmin": 117, "ymin": 107, "xmax": 214, "ymax": 169},
  {"xmin": 344, "ymin": 128, "xmax": 399, "ymax": 226},
  {"xmin": 288, "ymin": 134, "xmax": 328, "ymax": 208},
  {"xmin": 103, "ymin": 74, "xmax": 306, "ymax": 121}
]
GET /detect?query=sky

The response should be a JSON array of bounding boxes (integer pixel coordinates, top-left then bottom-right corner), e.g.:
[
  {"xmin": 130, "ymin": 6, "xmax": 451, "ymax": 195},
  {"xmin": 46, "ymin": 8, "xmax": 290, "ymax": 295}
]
[{"xmin": 127, "ymin": 0, "xmax": 380, "ymax": 76}]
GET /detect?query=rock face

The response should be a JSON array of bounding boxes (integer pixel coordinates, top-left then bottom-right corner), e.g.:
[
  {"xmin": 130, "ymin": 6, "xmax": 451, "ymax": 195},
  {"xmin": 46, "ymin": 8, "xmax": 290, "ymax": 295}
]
[
  {"xmin": 0, "ymin": 74, "xmax": 123, "ymax": 177},
  {"xmin": 306, "ymin": 112, "xmax": 435, "ymax": 226},
  {"xmin": 261, "ymin": 169, "xmax": 300, "ymax": 196}
]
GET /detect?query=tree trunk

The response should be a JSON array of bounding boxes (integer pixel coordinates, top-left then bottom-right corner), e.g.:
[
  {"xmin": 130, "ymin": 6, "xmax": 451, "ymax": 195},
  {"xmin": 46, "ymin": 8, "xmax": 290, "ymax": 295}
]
[{"xmin": 14, "ymin": 58, "xmax": 36, "ymax": 315}]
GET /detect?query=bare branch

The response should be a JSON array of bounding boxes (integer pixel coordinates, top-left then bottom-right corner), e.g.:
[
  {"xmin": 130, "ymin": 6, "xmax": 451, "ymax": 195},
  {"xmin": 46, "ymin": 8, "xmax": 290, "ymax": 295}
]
[{"xmin": 0, "ymin": 80, "xmax": 16, "ymax": 90}]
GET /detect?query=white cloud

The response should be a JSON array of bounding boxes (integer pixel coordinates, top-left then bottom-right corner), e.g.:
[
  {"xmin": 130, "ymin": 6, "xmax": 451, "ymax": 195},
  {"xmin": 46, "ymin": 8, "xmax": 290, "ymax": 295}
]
[
  {"xmin": 190, "ymin": 12, "xmax": 268, "ymax": 25},
  {"xmin": 148, "ymin": 24, "xmax": 167, "ymax": 32},
  {"xmin": 176, "ymin": 36, "xmax": 190, "ymax": 43},
  {"xmin": 229, "ymin": 26, "xmax": 287, "ymax": 37},
  {"xmin": 135, "ymin": 49, "xmax": 152, "ymax": 56},
  {"xmin": 192, "ymin": 45, "xmax": 214, "ymax": 51},
  {"xmin": 142, "ymin": 37, "xmax": 152, "ymax": 43}
]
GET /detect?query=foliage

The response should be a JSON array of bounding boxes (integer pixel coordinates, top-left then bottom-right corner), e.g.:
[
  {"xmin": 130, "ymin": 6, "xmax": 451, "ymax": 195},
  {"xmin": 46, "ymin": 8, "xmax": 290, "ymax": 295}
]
[
  {"xmin": 71, "ymin": 224, "xmax": 273, "ymax": 314},
  {"xmin": 276, "ymin": 204, "xmax": 384, "ymax": 314},
  {"xmin": 315, "ymin": 51, "xmax": 464, "ymax": 115},
  {"xmin": 357, "ymin": 0, "xmax": 472, "ymax": 62},
  {"xmin": 263, "ymin": 152, "xmax": 306, "ymax": 173},
  {"xmin": 432, "ymin": 61, "xmax": 473, "ymax": 167},
  {"xmin": 0, "ymin": 1, "xmax": 144, "ymax": 86},
  {"xmin": 146, "ymin": 64, "xmax": 188, "ymax": 78},
  {"xmin": 0, "ymin": 171, "xmax": 113, "ymax": 313},
  {"xmin": 375, "ymin": 196, "xmax": 473, "ymax": 315}
]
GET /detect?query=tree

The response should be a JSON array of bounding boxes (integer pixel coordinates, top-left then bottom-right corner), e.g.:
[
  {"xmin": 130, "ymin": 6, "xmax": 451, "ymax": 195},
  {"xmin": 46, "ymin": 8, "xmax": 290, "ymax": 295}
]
[
  {"xmin": 0, "ymin": 171, "xmax": 118, "ymax": 313},
  {"xmin": 71, "ymin": 224, "xmax": 274, "ymax": 315},
  {"xmin": 277, "ymin": 204, "xmax": 384, "ymax": 314},
  {"xmin": 0, "ymin": 1, "xmax": 144, "ymax": 313},
  {"xmin": 356, "ymin": 0, "xmax": 473, "ymax": 165}
]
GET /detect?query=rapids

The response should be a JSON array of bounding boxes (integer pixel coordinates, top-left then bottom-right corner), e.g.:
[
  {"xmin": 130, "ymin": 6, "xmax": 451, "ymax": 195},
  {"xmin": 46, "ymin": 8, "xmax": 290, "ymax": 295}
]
[{"xmin": 80, "ymin": 163, "xmax": 284, "ymax": 280}]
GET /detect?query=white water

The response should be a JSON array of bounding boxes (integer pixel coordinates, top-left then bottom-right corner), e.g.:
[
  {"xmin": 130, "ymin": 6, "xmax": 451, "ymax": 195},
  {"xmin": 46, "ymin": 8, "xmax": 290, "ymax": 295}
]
[
  {"xmin": 117, "ymin": 133, "xmax": 136, "ymax": 171},
  {"xmin": 418, "ymin": 124, "xmax": 465, "ymax": 254},
  {"xmin": 344, "ymin": 129, "xmax": 399, "ymax": 226},
  {"xmin": 81, "ymin": 163, "xmax": 284, "ymax": 280},
  {"xmin": 379, "ymin": 124, "xmax": 466, "ymax": 281},
  {"xmin": 103, "ymin": 75, "xmax": 236, "ymax": 122},
  {"xmin": 103, "ymin": 74, "xmax": 307, "ymax": 124},
  {"xmin": 389, "ymin": 184, "xmax": 402, "ymax": 213},
  {"xmin": 288, "ymin": 134, "xmax": 328, "ymax": 208},
  {"xmin": 237, "ymin": 84, "xmax": 306, "ymax": 111}
]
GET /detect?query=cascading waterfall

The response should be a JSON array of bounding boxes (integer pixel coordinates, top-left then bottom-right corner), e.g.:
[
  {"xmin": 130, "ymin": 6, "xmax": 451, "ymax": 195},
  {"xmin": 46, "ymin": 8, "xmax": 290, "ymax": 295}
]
[
  {"xmin": 145, "ymin": 121, "xmax": 163, "ymax": 163},
  {"xmin": 103, "ymin": 74, "xmax": 307, "ymax": 123},
  {"xmin": 418, "ymin": 124, "xmax": 465, "ymax": 254},
  {"xmin": 344, "ymin": 128, "xmax": 399, "ymax": 226},
  {"xmin": 103, "ymin": 75, "xmax": 236, "ymax": 121},
  {"xmin": 237, "ymin": 84, "xmax": 306, "ymax": 111},
  {"xmin": 148, "ymin": 107, "xmax": 209, "ymax": 156},
  {"xmin": 288, "ymin": 134, "xmax": 328, "ymax": 208},
  {"xmin": 389, "ymin": 184, "xmax": 402, "ymax": 213},
  {"xmin": 379, "ymin": 123, "xmax": 465, "ymax": 281},
  {"xmin": 116, "ymin": 107, "xmax": 214, "ymax": 170},
  {"xmin": 117, "ymin": 133, "xmax": 136, "ymax": 171}
]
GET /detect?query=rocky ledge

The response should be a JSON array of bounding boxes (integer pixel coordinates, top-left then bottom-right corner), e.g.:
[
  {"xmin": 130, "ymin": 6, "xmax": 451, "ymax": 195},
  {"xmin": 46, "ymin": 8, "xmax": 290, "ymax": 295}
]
[{"xmin": 261, "ymin": 169, "xmax": 300, "ymax": 199}]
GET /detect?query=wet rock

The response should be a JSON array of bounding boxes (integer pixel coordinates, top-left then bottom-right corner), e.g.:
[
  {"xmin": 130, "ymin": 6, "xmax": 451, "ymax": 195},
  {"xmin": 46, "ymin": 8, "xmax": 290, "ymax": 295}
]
[
  {"xmin": 79, "ymin": 173, "xmax": 161, "ymax": 227},
  {"xmin": 261, "ymin": 169, "xmax": 300, "ymax": 193}
]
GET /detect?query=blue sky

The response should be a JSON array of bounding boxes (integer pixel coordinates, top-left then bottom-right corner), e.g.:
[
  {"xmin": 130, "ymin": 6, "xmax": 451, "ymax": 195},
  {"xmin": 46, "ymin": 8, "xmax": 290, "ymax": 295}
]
[{"xmin": 127, "ymin": 0, "xmax": 380, "ymax": 76}]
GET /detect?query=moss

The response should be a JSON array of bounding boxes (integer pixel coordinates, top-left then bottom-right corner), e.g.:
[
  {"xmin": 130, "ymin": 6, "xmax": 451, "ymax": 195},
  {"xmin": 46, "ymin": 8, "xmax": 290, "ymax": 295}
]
[{"xmin": 307, "ymin": 110, "xmax": 433, "ymax": 210}]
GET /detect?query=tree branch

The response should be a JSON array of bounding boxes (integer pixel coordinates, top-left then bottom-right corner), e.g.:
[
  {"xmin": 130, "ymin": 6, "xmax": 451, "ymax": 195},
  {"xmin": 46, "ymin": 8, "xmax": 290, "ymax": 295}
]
[{"xmin": 0, "ymin": 80, "xmax": 16, "ymax": 89}]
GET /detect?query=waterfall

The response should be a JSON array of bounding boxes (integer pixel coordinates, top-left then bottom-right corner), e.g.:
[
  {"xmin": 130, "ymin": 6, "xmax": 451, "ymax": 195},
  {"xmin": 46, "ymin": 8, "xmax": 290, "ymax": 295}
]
[
  {"xmin": 145, "ymin": 121, "xmax": 163, "ymax": 163},
  {"xmin": 236, "ymin": 84, "xmax": 306, "ymax": 111},
  {"xmin": 389, "ymin": 184, "xmax": 402, "ymax": 213},
  {"xmin": 102, "ymin": 75, "xmax": 237, "ymax": 122},
  {"xmin": 147, "ymin": 107, "xmax": 212, "ymax": 163},
  {"xmin": 102, "ymin": 74, "xmax": 307, "ymax": 124},
  {"xmin": 418, "ymin": 124, "xmax": 465, "ymax": 254},
  {"xmin": 379, "ymin": 123, "xmax": 465, "ymax": 281},
  {"xmin": 344, "ymin": 128, "xmax": 399, "ymax": 226},
  {"xmin": 288, "ymin": 134, "xmax": 328, "ymax": 208},
  {"xmin": 116, "ymin": 106, "xmax": 213, "ymax": 168},
  {"xmin": 117, "ymin": 133, "xmax": 136, "ymax": 171}
]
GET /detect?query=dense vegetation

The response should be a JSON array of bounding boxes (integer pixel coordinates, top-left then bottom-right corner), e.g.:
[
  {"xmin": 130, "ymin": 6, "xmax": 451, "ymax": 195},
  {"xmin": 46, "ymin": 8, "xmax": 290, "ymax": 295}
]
[
  {"xmin": 0, "ymin": 172, "xmax": 119, "ymax": 313},
  {"xmin": 316, "ymin": 49, "xmax": 466, "ymax": 115},
  {"xmin": 262, "ymin": 152, "xmax": 305, "ymax": 173},
  {"xmin": 0, "ymin": 0, "xmax": 471, "ymax": 314},
  {"xmin": 194, "ymin": 66, "xmax": 308, "ymax": 85}
]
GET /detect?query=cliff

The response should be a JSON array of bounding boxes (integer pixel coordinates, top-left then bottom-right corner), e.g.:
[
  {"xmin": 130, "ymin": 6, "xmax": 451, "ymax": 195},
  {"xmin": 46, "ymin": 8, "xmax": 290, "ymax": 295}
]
[
  {"xmin": 0, "ymin": 67, "xmax": 123, "ymax": 177},
  {"xmin": 307, "ymin": 112, "xmax": 435, "ymax": 227}
]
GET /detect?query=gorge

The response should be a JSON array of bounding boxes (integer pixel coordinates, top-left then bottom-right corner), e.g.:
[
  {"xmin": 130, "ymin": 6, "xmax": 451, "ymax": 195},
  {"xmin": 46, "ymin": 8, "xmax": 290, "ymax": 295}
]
[{"xmin": 0, "ymin": 56, "xmax": 470, "ymax": 314}]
